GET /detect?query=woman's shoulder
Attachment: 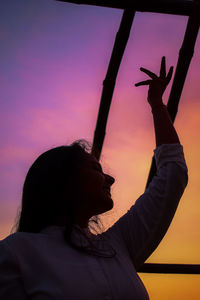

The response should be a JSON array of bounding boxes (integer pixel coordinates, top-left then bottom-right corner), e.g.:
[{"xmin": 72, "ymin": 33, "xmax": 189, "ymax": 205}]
[
  {"xmin": 0, "ymin": 232, "xmax": 39, "ymax": 265},
  {"xmin": 0, "ymin": 226, "xmax": 68, "ymax": 254},
  {"xmin": 0, "ymin": 231, "xmax": 52, "ymax": 253},
  {"xmin": 0, "ymin": 231, "xmax": 37, "ymax": 249},
  {"xmin": 1, "ymin": 226, "xmax": 64, "ymax": 243}
]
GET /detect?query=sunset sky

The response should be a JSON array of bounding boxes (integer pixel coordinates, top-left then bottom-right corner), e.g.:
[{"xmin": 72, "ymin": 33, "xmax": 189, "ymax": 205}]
[{"xmin": 0, "ymin": 0, "xmax": 200, "ymax": 298}]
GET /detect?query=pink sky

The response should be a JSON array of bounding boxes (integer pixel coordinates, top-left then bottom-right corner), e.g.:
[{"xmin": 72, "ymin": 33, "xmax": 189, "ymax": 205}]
[{"xmin": 1, "ymin": 1, "xmax": 200, "ymax": 298}]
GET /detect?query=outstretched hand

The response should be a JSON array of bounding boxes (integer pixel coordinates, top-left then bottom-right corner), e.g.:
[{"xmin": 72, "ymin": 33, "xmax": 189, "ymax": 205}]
[{"xmin": 135, "ymin": 56, "xmax": 173, "ymax": 107}]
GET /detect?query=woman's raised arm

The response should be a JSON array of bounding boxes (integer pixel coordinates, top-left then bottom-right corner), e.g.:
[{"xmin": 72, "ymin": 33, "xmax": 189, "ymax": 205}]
[{"xmin": 103, "ymin": 58, "xmax": 188, "ymax": 270}]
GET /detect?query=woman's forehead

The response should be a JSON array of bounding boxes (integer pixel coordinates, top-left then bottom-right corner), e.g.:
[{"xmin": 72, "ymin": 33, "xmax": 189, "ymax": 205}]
[{"xmin": 84, "ymin": 153, "xmax": 100, "ymax": 166}]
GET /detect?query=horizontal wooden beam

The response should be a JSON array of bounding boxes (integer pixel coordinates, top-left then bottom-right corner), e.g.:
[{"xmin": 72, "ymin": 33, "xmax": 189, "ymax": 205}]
[
  {"xmin": 56, "ymin": 0, "xmax": 199, "ymax": 17},
  {"xmin": 138, "ymin": 263, "xmax": 200, "ymax": 274}
]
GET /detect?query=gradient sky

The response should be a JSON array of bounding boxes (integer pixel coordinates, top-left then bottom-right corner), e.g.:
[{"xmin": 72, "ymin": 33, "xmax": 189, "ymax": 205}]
[{"xmin": 1, "ymin": 0, "xmax": 200, "ymax": 298}]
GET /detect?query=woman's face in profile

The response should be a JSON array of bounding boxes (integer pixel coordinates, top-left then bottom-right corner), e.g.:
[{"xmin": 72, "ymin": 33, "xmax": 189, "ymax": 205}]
[{"xmin": 77, "ymin": 153, "xmax": 115, "ymax": 217}]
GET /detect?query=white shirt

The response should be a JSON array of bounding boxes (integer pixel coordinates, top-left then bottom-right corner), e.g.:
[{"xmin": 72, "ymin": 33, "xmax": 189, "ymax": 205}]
[{"xmin": 0, "ymin": 143, "xmax": 188, "ymax": 300}]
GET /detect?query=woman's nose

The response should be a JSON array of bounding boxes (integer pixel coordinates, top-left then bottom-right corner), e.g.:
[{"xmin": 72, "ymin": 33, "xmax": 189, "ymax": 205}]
[{"xmin": 106, "ymin": 174, "xmax": 115, "ymax": 186}]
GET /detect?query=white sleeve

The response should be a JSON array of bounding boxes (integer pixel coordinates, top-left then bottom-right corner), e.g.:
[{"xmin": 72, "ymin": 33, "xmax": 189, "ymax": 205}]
[
  {"xmin": 104, "ymin": 143, "xmax": 188, "ymax": 270},
  {"xmin": 0, "ymin": 240, "xmax": 28, "ymax": 299}
]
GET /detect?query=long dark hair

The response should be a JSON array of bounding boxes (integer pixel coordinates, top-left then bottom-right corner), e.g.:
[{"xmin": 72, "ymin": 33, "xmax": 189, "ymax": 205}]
[{"xmin": 11, "ymin": 139, "xmax": 116, "ymax": 257}]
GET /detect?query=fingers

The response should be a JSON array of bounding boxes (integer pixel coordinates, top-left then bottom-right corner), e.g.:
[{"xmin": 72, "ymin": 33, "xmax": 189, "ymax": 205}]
[
  {"xmin": 160, "ymin": 56, "xmax": 166, "ymax": 78},
  {"xmin": 135, "ymin": 80, "xmax": 152, "ymax": 86},
  {"xmin": 140, "ymin": 67, "xmax": 157, "ymax": 80},
  {"xmin": 134, "ymin": 58, "xmax": 173, "ymax": 87},
  {"xmin": 166, "ymin": 66, "xmax": 173, "ymax": 84}
]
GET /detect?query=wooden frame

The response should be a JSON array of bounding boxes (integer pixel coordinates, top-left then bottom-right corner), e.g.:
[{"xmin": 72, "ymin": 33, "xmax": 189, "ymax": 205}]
[{"xmin": 56, "ymin": 0, "xmax": 200, "ymax": 274}]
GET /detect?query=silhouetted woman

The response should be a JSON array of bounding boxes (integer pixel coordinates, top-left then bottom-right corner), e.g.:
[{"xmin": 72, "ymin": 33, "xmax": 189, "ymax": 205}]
[{"xmin": 0, "ymin": 57, "xmax": 188, "ymax": 299}]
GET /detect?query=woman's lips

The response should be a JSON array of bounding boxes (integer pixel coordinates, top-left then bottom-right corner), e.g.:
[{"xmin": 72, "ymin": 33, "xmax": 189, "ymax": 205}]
[
  {"xmin": 105, "ymin": 187, "xmax": 111, "ymax": 195},
  {"xmin": 105, "ymin": 186, "xmax": 110, "ymax": 191}
]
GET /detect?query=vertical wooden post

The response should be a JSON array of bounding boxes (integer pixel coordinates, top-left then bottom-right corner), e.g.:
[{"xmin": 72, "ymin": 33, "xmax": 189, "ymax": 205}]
[
  {"xmin": 145, "ymin": 0, "xmax": 200, "ymax": 189},
  {"xmin": 91, "ymin": 9, "xmax": 135, "ymax": 160}
]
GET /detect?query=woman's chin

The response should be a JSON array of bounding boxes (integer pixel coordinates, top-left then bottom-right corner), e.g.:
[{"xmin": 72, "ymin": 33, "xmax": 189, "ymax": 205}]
[
  {"xmin": 102, "ymin": 196, "xmax": 114, "ymax": 212},
  {"xmin": 94, "ymin": 192, "xmax": 114, "ymax": 215}
]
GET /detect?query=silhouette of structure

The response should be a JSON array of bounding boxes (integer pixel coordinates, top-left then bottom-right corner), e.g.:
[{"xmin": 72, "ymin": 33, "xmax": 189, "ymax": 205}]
[{"xmin": 56, "ymin": 0, "xmax": 200, "ymax": 274}]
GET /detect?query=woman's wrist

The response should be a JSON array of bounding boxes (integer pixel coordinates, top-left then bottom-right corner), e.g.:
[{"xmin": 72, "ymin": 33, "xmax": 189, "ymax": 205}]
[{"xmin": 151, "ymin": 102, "xmax": 180, "ymax": 146}]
